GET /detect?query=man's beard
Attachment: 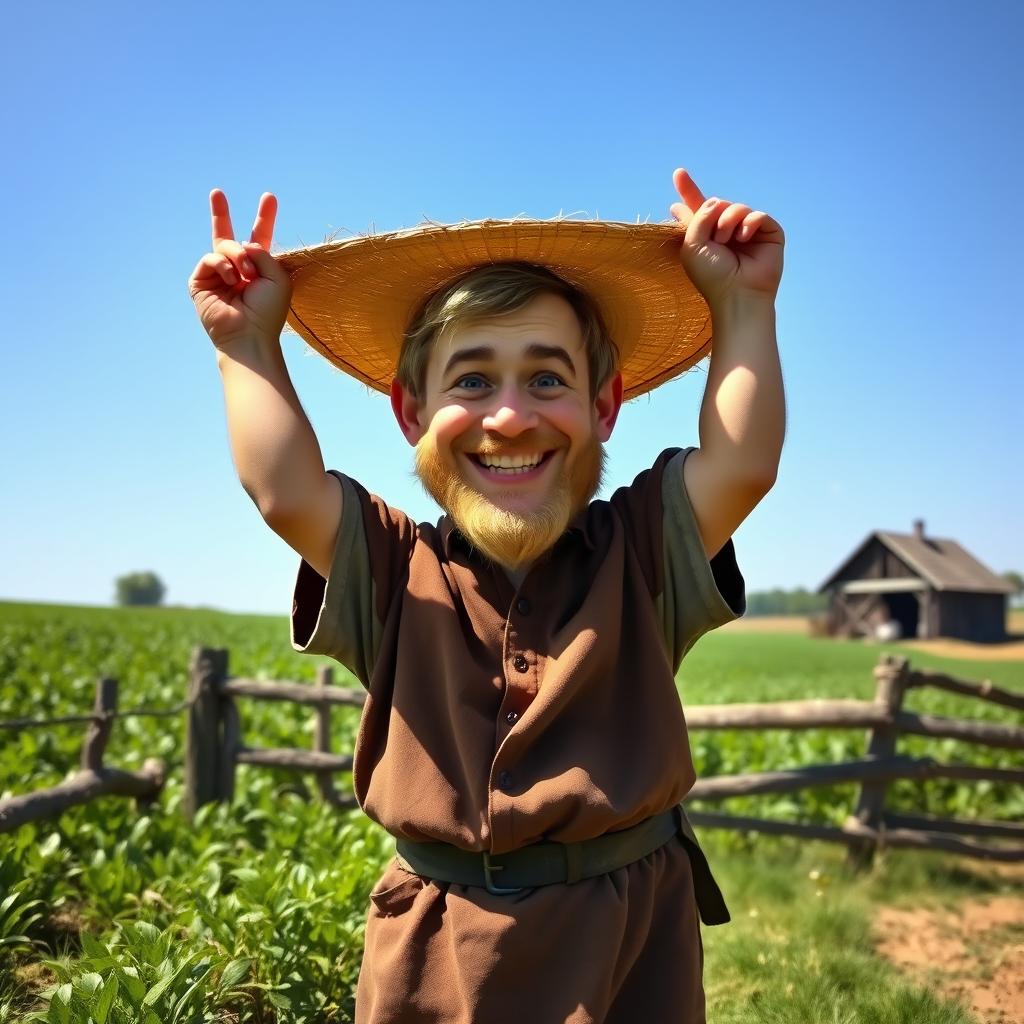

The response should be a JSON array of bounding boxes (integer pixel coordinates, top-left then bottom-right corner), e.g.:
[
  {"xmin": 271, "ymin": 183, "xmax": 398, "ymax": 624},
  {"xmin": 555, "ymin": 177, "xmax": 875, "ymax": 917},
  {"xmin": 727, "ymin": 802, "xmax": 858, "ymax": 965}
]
[{"xmin": 415, "ymin": 433, "xmax": 606, "ymax": 571}]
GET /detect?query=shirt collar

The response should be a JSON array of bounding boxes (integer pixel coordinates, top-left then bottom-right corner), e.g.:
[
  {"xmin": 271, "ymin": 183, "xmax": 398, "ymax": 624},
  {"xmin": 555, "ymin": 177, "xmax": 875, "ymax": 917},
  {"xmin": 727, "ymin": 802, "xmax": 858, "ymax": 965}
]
[{"xmin": 440, "ymin": 506, "xmax": 596, "ymax": 560}]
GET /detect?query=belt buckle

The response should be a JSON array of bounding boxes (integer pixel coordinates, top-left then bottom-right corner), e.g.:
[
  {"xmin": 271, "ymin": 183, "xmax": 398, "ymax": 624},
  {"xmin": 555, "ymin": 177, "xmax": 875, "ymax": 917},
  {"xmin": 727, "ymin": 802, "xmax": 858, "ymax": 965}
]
[{"xmin": 482, "ymin": 851, "xmax": 524, "ymax": 895}]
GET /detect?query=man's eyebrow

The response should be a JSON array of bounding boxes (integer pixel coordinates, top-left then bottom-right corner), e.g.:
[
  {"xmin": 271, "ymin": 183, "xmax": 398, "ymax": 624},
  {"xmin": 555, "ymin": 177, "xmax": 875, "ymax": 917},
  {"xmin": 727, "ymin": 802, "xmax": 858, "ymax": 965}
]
[
  {"xmin": 442, "ymin": 346, "xmax": 493, "ymax": 377},
  {"xmin": 442, "ymin": 343, "xmax": 578, "ymax": 379},
  {"xmin": 527, "ymin": 344, "xmax": 578, "ymax": 377}
]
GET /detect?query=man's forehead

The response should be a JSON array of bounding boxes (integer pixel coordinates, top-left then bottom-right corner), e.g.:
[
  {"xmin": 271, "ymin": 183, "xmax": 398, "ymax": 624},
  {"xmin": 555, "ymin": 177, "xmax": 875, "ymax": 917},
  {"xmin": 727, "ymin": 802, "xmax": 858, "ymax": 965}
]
[{"xmin": 432, "ymin": 318, "xmax": 584, "ymax": 374}]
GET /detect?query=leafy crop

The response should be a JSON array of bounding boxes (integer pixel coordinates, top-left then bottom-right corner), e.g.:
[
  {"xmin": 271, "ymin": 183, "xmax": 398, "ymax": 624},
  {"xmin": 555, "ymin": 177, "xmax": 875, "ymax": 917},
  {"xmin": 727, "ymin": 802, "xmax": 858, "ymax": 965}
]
[{"xmin": 0, "ymin": 602, "xmax": 1020, "ymax": 1021}]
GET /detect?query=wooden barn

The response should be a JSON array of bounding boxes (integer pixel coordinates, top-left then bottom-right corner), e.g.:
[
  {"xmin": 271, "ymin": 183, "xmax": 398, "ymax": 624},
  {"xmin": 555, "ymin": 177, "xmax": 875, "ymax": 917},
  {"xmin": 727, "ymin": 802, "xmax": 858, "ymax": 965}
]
[{"xmin": 817, "ymin": 519, "xmax": 1014, "ymax": 642}]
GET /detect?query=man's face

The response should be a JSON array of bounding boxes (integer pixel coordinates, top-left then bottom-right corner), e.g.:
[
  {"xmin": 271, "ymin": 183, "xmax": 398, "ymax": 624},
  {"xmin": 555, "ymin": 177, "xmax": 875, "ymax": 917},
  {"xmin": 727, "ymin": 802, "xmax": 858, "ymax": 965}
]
[{"xmin": 391, "ymin": 291, "xmax": 622, "ymax": 572}]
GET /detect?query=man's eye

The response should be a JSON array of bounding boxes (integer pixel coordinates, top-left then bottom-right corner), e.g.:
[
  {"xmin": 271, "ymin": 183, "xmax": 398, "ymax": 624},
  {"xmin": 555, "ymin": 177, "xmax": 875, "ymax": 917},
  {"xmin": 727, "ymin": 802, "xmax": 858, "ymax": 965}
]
[
  {"xmin": 455, "ymin": 374, "xmax": 488, "ymax": 389},
  {"xmin": 534, "ymin": 373, "xmax": 565, "ymax": 388}
]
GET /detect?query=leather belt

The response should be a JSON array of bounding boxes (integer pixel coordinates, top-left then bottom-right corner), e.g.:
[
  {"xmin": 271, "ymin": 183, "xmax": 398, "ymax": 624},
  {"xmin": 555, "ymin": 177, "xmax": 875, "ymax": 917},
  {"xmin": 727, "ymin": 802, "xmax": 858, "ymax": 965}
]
[{"xmin": 394, "ymin": 803, "xmax": 730, "ymax": 925}]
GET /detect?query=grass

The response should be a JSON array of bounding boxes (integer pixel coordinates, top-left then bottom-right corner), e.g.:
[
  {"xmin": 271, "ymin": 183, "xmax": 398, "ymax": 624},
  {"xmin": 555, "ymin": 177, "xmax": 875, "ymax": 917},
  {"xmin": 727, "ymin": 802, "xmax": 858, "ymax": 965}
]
[
  {"xmin": 0, "ymin": 601, "xmax": 1020, "ymax": 1022},
  {"xmin": 698, "ymin": 831, "xmax": 1017, "ymax": 1023}
]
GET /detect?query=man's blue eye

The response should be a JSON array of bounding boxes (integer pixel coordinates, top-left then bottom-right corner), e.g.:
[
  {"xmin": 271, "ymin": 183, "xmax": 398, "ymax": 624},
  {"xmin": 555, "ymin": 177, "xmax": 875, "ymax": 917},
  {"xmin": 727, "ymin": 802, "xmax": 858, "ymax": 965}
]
[
  {"xmin": 535, "ymin": 373, "xmax": 564, "ymax": 387},
  {"xmin": 456, "ymin": 375, "xmax": 488, "ymax": 389}
]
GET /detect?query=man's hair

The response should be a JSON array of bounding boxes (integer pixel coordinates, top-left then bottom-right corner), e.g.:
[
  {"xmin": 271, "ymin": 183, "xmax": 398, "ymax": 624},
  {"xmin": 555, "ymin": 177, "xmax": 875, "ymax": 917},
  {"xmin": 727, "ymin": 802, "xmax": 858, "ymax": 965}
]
[{"xmin": 397, "ymin": 262, "xmax": 619, "ymax": 400}]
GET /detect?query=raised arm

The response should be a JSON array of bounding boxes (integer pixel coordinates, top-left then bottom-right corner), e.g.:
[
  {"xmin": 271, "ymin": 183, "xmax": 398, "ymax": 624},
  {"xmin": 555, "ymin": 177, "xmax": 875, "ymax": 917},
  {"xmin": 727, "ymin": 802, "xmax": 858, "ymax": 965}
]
[
  {"xmin": 668, "ymin": 168, "xmax": 786, "ymax": 559},
  {"xmin": 187, "ymin": 189, "xmax": 342, "ymax": 579}
]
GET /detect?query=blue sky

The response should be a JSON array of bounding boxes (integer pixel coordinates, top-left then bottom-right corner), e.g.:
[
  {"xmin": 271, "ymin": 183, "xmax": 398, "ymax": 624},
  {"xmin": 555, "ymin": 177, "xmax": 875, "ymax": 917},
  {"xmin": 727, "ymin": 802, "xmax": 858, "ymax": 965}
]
[{"xmin": 2, "ymin": 0, "xmax": 1021, "ymax": 615}]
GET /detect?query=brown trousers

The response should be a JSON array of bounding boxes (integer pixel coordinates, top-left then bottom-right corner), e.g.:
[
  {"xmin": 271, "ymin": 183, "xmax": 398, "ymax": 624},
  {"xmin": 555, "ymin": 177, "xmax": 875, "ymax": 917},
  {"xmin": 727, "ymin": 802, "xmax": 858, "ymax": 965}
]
[{"xmin": 356, "ymin": 834, "xmax": 705, "ymax": 1023}]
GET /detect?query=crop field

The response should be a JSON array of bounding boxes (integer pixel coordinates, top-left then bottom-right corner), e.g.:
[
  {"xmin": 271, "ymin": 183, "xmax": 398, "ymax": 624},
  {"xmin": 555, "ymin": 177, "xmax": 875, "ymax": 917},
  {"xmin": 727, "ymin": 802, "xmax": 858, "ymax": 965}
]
[{"xmin": 1, "ymin": 601, "xmax": 1021, "ymax": 1022}]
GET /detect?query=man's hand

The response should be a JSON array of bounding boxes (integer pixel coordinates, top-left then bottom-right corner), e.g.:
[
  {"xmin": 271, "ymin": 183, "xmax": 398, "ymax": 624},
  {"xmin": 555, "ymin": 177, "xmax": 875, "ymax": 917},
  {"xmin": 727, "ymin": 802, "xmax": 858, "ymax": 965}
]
[
  {"xmin": 187, "ymin": 190, "xmax": 293, "ymax": 352},
  {"xmin": 668, "ymin": 168, "xmax": 784, "ymax": 310}
]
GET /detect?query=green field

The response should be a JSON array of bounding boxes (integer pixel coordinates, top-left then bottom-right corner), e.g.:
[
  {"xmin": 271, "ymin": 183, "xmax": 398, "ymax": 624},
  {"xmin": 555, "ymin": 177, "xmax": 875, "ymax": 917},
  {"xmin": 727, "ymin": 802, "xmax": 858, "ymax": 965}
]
[{"xmin": 1, "ymin": 601, "xmax": 1021, "ymax": 1022}]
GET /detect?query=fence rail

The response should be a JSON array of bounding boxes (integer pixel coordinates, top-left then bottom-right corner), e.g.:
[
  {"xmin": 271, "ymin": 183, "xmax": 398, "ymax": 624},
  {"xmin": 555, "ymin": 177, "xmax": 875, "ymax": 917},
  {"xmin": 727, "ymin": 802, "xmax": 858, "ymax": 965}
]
[
  {"xmin": 684, "ymin": 654, "xmax": 1023, "ymax": 865},
  {"xmin": 2, "ymin": 648, "xmax": 1021, "ymax": 867},
  {"xmin": 0, "ymin": 678, "xmax": 166, "ymax": 833}
]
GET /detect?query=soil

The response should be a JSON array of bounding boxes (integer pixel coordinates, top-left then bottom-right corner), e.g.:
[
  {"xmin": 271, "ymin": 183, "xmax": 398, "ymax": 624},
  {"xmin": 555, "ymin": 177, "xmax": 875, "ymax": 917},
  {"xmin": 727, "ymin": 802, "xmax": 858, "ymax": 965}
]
[
  {"xmin": 873, "ymin": 894, "xmax": 1024, "ymax": 1023},
  {"xmin": 726, "ymin": 613, "xmax": 1024, "ymax": 1019},
  {"xmin": 721, "ymin": 615, "xmax": 1024, "ymax": 662}
]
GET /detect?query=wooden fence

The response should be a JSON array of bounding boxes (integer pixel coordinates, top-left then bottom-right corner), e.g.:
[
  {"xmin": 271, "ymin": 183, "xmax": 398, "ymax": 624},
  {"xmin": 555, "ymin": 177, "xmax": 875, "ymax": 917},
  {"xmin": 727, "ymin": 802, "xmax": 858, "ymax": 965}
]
[
  {"xmin": 3, "ymin": 648, "xmax": 1022, "ymax": 867},
  {"xmin": 683, "ymin": 653, "xmax": 1024, "ymax": 865},
  {"xmin": 182, "ymin": 646, "xmax": 363, "ymax": 819},
  {"xmin": 0, "ymin": 678, "xmax": 167, "ymax": 833}
]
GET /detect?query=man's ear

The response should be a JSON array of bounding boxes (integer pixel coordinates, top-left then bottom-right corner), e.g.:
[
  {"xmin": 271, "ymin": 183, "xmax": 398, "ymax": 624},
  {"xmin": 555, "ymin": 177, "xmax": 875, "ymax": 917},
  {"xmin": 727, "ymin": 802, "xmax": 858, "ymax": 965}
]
[
  {"xmin": 390, "ymin": 378, "xmax": 426, "ymax": 445},
  {"xmin": 593, "ymin": 370, "xmax": 624, "ymax": 442}
]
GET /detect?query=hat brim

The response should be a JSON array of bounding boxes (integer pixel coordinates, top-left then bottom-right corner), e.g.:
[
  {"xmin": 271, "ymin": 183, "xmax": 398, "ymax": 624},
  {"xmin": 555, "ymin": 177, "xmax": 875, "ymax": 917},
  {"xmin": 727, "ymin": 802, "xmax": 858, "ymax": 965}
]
[{"xmin": 276, "ymin": 218, "xmax": 711, "ymax": 401}]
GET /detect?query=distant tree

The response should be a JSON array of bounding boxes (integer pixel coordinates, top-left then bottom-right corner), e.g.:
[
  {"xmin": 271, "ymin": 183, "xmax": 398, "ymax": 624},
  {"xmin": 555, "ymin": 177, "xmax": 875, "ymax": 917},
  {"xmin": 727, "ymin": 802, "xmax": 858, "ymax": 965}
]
[
  {"xmin": 115, "ymin": 571, "xmax": 166, "ymax": 607},
  {"xmin": 1002, "ymin": 570, "xmax": 1023, "ymax": 608},
  {"xmin": 746, "ymin": 587, "xmax": 829, "ymax": 616}
]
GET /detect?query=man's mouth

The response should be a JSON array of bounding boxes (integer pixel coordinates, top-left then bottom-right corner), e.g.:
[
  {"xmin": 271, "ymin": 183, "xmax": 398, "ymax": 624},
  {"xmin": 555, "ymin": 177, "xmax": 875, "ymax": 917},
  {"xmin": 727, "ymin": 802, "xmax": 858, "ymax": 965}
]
[{"xmin": 465, "ymin": 450, "xmax": 557, "ymax": 480}]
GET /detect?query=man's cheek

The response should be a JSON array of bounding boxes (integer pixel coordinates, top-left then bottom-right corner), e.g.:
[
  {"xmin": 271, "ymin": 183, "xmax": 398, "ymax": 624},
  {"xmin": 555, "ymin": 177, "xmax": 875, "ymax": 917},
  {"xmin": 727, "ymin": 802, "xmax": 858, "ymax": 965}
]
[{"xmin": 430, "ymin": 405, "xmax": 473, "ymax": 437}]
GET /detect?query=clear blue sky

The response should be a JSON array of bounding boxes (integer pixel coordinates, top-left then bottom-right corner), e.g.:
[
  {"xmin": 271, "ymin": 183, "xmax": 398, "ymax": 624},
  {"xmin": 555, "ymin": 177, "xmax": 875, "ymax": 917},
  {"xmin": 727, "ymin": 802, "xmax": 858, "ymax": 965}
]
[{"xmin": 2, "ymin": 0, "xmax": 1021, "ymax": 615}]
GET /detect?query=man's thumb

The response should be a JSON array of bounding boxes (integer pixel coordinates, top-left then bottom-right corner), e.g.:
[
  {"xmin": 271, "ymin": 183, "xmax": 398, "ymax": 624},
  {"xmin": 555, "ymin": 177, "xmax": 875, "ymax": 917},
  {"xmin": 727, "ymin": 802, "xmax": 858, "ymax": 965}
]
[{"xmin": 243, "ymin": 243, "xmax": 289, "ymax": 285}]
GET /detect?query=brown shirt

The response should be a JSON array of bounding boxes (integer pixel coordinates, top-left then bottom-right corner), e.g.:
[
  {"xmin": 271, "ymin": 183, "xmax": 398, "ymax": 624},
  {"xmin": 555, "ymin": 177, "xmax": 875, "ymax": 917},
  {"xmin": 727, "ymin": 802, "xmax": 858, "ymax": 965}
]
[{"xmin": 290, "ymin": 445, "xmax": 746, "ymax": 1024}]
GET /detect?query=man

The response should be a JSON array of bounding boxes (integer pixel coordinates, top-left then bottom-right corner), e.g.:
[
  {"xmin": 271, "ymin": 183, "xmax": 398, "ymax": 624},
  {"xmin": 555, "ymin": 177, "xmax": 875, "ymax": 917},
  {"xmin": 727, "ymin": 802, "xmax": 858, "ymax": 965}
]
[{"xmin": 188, "ymin": 167, "xmax": 785, "ymax": 1022}]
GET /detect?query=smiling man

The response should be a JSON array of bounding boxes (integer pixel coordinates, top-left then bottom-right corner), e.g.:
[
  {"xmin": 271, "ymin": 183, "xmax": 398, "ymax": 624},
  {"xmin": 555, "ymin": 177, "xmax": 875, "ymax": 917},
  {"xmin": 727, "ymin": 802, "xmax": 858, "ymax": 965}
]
[
  {"xmin": 188, "ymin": 168, "xmax": 786, "ymax": 1023},
  {"xmin": 399, "ymin": 272, "xmax": 614, "ymax": 584}
]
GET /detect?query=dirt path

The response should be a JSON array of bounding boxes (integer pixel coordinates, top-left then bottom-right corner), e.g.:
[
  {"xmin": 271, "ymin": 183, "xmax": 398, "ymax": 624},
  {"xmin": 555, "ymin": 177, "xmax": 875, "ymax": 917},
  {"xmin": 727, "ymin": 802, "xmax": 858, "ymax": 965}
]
[{"xmin": 873, "ymin": 894, "xmax": 1024, "ymax": 1023}]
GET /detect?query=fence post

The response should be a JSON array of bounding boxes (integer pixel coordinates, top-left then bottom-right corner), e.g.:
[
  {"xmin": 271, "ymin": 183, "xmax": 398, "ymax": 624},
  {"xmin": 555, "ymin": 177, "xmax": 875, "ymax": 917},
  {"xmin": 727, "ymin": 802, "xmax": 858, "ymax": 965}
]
[
  {"xmin": 847, "ymin": 653, "xmax": 909, "ymax": 869},
  {"xmin": 313, "ymin": 664, "xmax": 340, "ymax": 804},
  {"xmin": 184, "ymin": 646, "xmax": 229, "ymax": 821},
  {"xmin": 219, "ymin": 684, "xmax": 240, "ymax": 806},
  {"xmin": 81, "ymin": 678, "xmax": 117, "ymax": 773}
]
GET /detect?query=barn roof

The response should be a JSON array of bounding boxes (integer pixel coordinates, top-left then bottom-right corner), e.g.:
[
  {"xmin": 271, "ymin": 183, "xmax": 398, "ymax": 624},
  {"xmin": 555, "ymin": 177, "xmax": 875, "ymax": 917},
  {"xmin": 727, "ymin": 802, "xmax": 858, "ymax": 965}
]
[{"xmin": 817, "ymin": 525, "xmax": 1015, "ymax": 595}]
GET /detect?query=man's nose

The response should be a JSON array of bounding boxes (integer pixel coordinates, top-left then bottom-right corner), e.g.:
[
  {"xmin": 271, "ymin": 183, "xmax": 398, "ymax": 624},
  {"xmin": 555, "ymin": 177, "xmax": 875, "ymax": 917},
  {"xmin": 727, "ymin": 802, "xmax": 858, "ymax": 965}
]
[{"xmin": 481, "ymin": 388, "xmax": 539, "ymax": 436}]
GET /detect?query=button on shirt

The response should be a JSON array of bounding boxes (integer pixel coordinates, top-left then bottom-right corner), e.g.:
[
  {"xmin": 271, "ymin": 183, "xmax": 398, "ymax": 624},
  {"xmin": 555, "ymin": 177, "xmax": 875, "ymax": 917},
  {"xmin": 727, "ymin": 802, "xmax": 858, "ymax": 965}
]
[{"xmin": 290, "ymin": 446, "xmax": 746, "ymax": 1024}]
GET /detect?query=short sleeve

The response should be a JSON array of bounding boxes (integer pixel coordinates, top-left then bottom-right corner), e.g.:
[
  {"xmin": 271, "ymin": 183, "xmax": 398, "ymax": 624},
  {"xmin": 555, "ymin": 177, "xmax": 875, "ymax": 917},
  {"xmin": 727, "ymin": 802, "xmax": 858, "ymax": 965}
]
[
  {"xmin": 290, "ymin": 471, "xmax": 416, "ymax": 688},
  {"xmin": 660, "ymin": 447, "xmax": 746, "ymax": 668}
]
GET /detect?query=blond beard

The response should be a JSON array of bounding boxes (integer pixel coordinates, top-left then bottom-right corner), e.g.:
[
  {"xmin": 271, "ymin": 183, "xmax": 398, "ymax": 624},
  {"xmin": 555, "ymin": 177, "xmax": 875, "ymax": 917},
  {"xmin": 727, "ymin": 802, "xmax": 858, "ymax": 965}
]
[{"xmin": 415, "ymin": 433, "xmax": 605, "ymax": 571}]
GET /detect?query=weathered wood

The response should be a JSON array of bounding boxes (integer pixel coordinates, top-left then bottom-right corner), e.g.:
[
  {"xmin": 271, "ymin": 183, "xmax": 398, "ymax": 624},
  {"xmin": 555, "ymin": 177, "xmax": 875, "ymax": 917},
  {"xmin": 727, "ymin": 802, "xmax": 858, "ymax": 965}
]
[
  {"xmin": 849, "ymin": 654, "xmax": 908, "ymax": 867},
  {"xmin": 1, "ymin": 703, "xmax": 188, "ymax": 731},
  {"xmin": 924, "ymin": 763, "xmax": 1024, "ymax": 785},
  {"xmin": 884, "ymin": 812, "xmax": 1024, "ymax": 840},
  {"xmin": 0, "ymin": 761, "xmax": 165, "ymax": 834},
  {"xmin": 857, "ymin": 821, "xmax": 1024, "ymax": 862},
  {"xmin": 313, "ymin": 665, "xmax": 341, "ymax": 805},
  {"xmin": 183, "ymin": 646, "xmax": 228, "ymax": 822},
  {"xmin": 688, "ymin": 755, "xmax": 928, "ymax": 801},
  {"xmin": 219, "ymin": 697, "xmax": 240, "ymax": 804},
  {"xmin": 5, "ymin": 641, "xmax": 1018, "ymax": 858},
  {"xmin": 906, "ymin": 669, "xmax": 1024, "ymax": 711},
  {"xmin": 220, "ymin": 677, "xmax": 366, "ymax": 708},
  {"xmin": 683, "ymin": 809, "xmax": 859, "ymax": 845},
  {"xmin": 690, "ymin": 756, "xmax": 1023, "ymax": 800},
  {"xmin": 685, "ymin": 699, "xmax": 887, "ymax": 731},
  {"xmin": 235, "ymin": 747, "xmax": 354, "ymax": 772},
  {"xmin": 1, "ymin": 711, "xmax": 104, "ymax": 730},
  {"xmin": 81, "ymin": 678, "xmax": 117, "ymax": 772},
  {"xmin": 684, "ymin": 811, "xmax": 1024, "ymax": 861},
  {"xmin": 896, "ymin": 711, "xmax": 1024, "ymax": 750}
]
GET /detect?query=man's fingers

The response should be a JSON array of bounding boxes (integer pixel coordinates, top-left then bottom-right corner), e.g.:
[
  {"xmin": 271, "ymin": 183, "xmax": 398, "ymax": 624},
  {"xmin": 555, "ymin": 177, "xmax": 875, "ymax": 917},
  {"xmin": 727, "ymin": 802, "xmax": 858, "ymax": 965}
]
[
  {"xmin": 250, "ymin": 193, "xmax": 278, "ymax": 249},
  {"xmin": 214, "ymin": 237, "xmax": 257, "ymax": 280},
  {"xmin": 686, "ymin": 197, "xmax": 728, "ymax": 248},
  {"xmin": 241, "ymin": 242, "xmax": 291, "ymax": 288},
  {"xmin": 738, "ymin": 211, "xmax": 783, "ymax": 243},
  {"xmin": 210, "ymin": 189, "xmax": 236, "ymax": 248},
  {"xmin": 188, "ymin": 253, "xmax": 239, "ymax": 297},
  {"xmin": 713, "ymin": 203, "xmax": 753, "ymax": 245},
  {"xmin": 672, "ymin": 168, "xmax": 706, "ymax": 212},
  {"xmin": 669, "ymin": 201, "xmax": 693, "ymax": 228}
]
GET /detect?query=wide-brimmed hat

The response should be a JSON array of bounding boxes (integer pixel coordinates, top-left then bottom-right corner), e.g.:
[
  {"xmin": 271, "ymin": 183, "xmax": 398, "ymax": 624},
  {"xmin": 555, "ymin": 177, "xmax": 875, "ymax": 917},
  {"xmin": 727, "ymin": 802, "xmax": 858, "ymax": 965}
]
[{"xmin": 275, "ymin": 217, "xmax": 711, "ymax": 401}]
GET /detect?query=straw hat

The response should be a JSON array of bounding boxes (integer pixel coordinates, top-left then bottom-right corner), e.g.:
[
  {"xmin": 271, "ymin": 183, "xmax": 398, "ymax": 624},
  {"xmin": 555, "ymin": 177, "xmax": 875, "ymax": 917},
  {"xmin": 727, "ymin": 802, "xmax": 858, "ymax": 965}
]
[{"xmin": 275, "ymin": 217, "xmax": 712, "ymax": 401}]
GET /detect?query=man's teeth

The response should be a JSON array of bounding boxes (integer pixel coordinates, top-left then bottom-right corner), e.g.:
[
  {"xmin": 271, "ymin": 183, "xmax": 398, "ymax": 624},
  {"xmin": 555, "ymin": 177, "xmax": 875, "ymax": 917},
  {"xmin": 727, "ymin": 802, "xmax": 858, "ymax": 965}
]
[{"xmin": 477, "ymin": 453, "xmax": 545, "ymax": 473}]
